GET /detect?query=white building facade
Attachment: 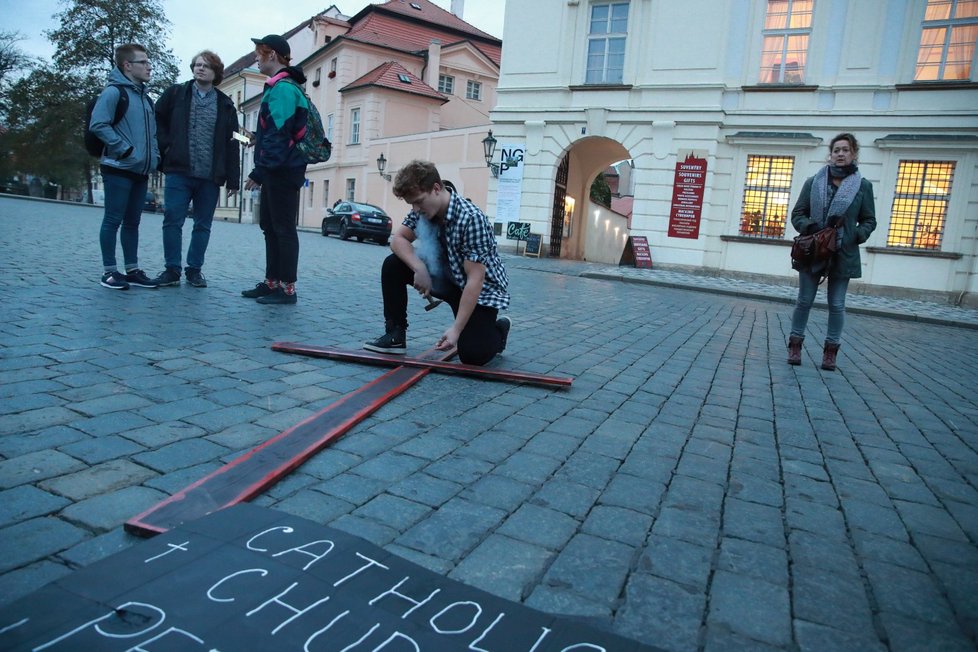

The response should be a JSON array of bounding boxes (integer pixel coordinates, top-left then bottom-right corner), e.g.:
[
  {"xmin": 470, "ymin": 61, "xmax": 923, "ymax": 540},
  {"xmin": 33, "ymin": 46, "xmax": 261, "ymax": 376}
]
[{"xmin": 489, "ymin": 0, "xmax": 978, "ymax": 304}]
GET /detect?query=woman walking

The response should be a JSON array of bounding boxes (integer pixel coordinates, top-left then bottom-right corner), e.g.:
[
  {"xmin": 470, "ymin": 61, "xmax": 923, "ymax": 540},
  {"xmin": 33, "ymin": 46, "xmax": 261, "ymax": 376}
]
[{"xmin": 787, "ymin": 133, "xmax": 877, "ymax": 371}]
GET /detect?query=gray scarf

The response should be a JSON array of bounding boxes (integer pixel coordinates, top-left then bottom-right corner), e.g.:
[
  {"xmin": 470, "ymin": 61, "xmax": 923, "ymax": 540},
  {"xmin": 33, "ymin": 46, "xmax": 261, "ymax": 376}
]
[{"xmin": 809, "ymin": 165, "xmax": 861, "ymax": 228}]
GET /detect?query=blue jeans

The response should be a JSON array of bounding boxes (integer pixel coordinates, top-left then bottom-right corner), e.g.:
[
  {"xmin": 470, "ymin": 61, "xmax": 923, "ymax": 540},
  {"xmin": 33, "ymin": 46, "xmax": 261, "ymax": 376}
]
[
  {"xmin": 100, "ymin": 170, "xmax": 148, "ymax": 272},
  {"xmin": 162, "ymin": 173, "xmax": 220, "ymax": 271},
  {"xmin": 790, "ymin": 272, "xmax": 850, "ymax": 344}
]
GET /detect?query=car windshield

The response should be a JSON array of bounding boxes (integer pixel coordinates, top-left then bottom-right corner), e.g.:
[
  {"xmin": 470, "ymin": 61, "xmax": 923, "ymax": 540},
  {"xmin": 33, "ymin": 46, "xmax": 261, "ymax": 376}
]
[{"xmin": 350, "ymin": 202, "xmax": 383, "ymax": 214}]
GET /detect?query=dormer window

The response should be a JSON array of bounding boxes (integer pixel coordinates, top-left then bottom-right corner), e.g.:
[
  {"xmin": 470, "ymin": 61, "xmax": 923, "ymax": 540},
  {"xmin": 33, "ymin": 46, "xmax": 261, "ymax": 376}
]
[
  {"xmin": 398, "ymin": 74, "xmax": 412, "ymax": 83},
  {"xmin": 410, "ymin": 2, "xmax": 422, "ymax": 9}
]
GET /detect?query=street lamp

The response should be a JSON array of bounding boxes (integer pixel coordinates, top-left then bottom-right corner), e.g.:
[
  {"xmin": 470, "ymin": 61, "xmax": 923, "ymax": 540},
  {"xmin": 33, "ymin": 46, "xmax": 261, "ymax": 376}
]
[
  {"xmin": 377, "ymin": 153, "xmax": 391, "ymax": 181},
  {"xmin": 482, "ymin": 130, "xmax": 499, "ymax": 178}
]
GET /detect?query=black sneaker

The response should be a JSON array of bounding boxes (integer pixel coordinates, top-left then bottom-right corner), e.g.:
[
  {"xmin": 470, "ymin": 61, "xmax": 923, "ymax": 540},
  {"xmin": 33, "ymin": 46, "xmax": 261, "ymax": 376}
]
[
  {"xmin": 100, "ymin": 271, "xmax": 130, "ymax": 290},
  {"xmin": 125, "ymin": 269, "xmax": 159, "ymax": 288},
  {"xmin": 256, "ymin": 287, "xmax": 297, "ymax": 304},
  {"xmin": 364, "ymin": 326, "xmax": 406, "ymax": 354},
  {"xmin": 496, "ymin": 316, "xmax": 512, "ymax": 353},
  {"xmin": 242, "ymin": 281, "xmax": 276, "ymax": 298},
  {"xmin": 185, "ymin": 268, "xmax": 207, "ymax": 288},
  {"xmin": 154, "ymin": 268, "xmax": 181, "ymax": 287}
]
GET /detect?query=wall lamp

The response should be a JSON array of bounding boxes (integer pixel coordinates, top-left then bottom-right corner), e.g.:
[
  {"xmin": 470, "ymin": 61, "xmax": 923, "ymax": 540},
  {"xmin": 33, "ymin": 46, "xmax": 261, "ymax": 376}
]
[
  {"xmin": 482, "ymin": 130, "xmax": 499, "ymax": 178},
  {"xmin": 376, "ymin": 153, "xmax": 391, "ymax": 181}
]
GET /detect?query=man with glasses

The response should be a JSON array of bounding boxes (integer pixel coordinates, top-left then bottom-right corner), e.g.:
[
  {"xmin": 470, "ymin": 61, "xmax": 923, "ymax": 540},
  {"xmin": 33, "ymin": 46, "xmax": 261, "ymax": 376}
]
[
  {"xmin": 152, "ymin": 50, "xmax": 240, "ymax": 288},
  {"xmin": 89, "ymin": 43, "xmax": 160, "ymax": 290}
]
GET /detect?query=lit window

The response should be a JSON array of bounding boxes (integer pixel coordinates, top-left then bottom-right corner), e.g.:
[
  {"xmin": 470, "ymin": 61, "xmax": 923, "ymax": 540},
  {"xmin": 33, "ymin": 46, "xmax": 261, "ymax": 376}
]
[
  {"xmin": 350, "ymin": 108, "xmax": 360, "ymax": 145},
  {"xmin": 739, "ymin": 155, "xmax": 795, "ymax": 238},
  {"xmin": 323, "ymin": 180, "xmax": 330, "ymax": 208},
  {"xmin": 886, "ymin": 160, "xmax": 955, "ymax": 249},
  {"xmin": 438, "ymin": 74, "xmax": 454, "ymax": 94},
  {"xmin": 915, "ymin": 0, "xmax": 978, "ymax": 81},
  {"xmin": 759, "ymin": 0, "xmax": 814, "ymax": 83},
  {"xmin": 466, "ymin": 80, "xmax": 482, "ymax": 100},
  {"xmin": 346, "ymin": 178, "xmax": 356, "ymax": 201},
  {"xmin": 585, "ymin": 2, "xmax": 629, "ymax": 84}
]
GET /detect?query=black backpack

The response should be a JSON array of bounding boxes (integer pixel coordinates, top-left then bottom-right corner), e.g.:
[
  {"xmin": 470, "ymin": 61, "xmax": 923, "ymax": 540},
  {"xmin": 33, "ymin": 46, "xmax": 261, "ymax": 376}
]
[{"xmin": 84, "ymin": 84, "xmax": 129, "ymax": 157}]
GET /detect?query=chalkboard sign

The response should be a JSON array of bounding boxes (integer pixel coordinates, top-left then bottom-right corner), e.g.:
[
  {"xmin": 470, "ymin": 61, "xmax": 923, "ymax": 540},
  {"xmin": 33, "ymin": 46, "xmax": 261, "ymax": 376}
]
[
  {"xmin": 524, "ymin": 233, "xmax": 542, "ymax": 257},
  {"xmin": 619, "ymin": 236, "xmax": 652, "ymax": 268},
  {"xmin": 0, "ymin": 505, "xmax": 660, "ymax": 652},
  {"xmin": 506, "ymin": 221, "xmax": 530, "ymax": 241}
]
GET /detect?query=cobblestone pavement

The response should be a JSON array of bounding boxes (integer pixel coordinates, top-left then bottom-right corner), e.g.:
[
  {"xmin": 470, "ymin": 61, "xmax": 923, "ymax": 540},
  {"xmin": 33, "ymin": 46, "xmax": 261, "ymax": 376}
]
[{"xmin": 1, "ymin": 196, "xmax": 977, "ymax": 651}]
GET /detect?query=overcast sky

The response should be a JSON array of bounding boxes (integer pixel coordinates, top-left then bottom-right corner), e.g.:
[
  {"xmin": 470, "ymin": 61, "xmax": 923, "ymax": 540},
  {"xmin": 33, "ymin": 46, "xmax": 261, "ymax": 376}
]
[{"xmin": 2, "ymin": 0, "xmax": 505, "ymax": 72}]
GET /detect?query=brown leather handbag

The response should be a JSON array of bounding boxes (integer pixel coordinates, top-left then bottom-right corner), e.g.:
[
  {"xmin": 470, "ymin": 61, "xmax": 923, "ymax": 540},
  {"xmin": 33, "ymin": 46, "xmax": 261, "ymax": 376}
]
[{"xmin": 791, "ymin": 226, "xmax": 837, "ymax": 270}]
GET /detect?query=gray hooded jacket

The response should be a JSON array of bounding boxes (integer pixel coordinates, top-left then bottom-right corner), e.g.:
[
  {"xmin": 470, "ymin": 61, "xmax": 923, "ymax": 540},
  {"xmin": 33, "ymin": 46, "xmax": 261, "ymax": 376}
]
[{"xmin": 90, "ymin": 67, "xmax": 159, "ymax": 175}]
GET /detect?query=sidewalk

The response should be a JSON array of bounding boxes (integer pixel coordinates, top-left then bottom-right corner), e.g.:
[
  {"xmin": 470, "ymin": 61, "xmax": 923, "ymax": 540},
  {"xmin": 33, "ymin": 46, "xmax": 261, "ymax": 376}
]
[{"xmin": 506, "ymin": 255, "xmax": 978, "ymax": 330}]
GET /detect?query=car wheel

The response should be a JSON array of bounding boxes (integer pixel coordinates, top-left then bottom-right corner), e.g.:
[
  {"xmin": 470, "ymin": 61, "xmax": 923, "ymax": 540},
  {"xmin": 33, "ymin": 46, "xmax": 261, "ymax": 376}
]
[
  {"xmin": 321, "ymin": 219, "xmax": 329, "ymax": 237},
  {"xmin": 339, "ymin": 220, "xmax": 350, "ymax": 240},
  {"xmin": 356, "ymin": 236, "xmax": 364, "ymax": 242},
  {"xmin": 376, "ymin": 238, "xmax": 389, "ymax": 246}
]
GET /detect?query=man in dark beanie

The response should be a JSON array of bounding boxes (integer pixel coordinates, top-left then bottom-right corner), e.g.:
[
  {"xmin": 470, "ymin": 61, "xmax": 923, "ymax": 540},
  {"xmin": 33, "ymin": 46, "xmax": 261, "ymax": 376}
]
[{"xmin": 241, "ymin": 34, "xmax": 309, "ymax": 305}]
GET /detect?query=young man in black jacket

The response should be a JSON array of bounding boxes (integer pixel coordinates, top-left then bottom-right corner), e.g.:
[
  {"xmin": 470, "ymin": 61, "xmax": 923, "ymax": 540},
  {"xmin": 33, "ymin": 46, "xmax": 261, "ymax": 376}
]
[{"xmin": 153, "ymin": 50, "xmax": 240, "ymax": 288}]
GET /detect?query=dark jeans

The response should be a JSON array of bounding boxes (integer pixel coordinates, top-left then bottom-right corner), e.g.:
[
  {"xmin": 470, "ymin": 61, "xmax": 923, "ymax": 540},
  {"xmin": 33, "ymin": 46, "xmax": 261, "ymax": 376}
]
[
  {"xmin": 99, "ymin": 169, "xmax": 148, "ymax": 272},
  {"xmin": 258, "ymin": 167, "xmax": 304, "ymax": 283},
  {"xmin": 381, "ymin": 254, "xmax": 501, "ymax": 365},
  {"xmin": 162, "ymin": 173, "xmax": 220, "ymax": 271}
]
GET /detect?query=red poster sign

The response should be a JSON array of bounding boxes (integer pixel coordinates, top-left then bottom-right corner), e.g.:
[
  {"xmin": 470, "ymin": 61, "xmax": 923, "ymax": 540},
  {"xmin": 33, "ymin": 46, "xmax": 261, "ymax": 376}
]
[{"xmin": 668, "ymin": 154, "xmax": 707, "ymax": 239}]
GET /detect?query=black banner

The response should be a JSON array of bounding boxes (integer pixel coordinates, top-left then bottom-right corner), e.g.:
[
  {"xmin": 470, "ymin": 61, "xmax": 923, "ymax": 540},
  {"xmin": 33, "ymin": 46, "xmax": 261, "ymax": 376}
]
[{"xmin": 0, "ymin": 504, "xmax": 660, "ymax": 651}]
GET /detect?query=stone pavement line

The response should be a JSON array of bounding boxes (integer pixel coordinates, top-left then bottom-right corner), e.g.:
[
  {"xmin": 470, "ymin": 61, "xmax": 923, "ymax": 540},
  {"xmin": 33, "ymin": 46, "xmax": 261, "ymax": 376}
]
[
  {"xmin": 125, "ymin": 348, "xmax": 454, "ymax": 536},
  {"xmin": 272, "ymin": 341, "xmax": 575, "ymax": 388}
]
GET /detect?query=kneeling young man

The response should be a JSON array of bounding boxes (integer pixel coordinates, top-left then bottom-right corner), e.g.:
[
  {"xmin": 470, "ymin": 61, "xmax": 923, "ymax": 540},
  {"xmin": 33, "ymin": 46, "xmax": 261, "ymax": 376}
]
[{"xmin": 364, "ymin": 160, "xmax": 510, "ymax": 365}]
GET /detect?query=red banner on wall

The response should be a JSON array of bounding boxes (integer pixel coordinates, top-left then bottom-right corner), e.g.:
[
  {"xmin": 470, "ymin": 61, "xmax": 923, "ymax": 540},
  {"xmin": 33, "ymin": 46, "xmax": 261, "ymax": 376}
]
[{"xmin": 668, "ymin": 154, "xmax": 707, "ymax": 239}]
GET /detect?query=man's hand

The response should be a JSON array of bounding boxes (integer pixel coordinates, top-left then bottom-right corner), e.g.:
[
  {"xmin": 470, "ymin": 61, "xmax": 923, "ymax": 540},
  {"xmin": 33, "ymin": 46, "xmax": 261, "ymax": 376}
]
[
  {"xmin": 436, "ymin": 325, "xmax": 461, "ymax": 351},
  {"xmin": 412, "ymin": 266, "xmax": 433, "ymax": 297},
  {"xmin": 227, "ymin": 189, "xmax": 238, "ymax": 198},
  {"xmin": 245, "ymin": 178, "xmax": 260, "ymax": 191}
]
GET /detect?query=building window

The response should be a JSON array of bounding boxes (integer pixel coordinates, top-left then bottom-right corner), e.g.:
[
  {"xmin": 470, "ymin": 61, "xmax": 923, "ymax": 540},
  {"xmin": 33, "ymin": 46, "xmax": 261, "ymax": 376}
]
[
  {"xmin": 326, "ymin": 113, "xmax": 334, "ymax": 142},
  {"xmin": 465, "ymin": 80, "xmax": 482, "ymax": 100},
  {"xmin": 350, "ymin": 108, "xmax": 360, "ymax": 145},
  {"xmin": 759, "ymin": 0, "xmax": 814, "ymax": 84},
  {"xmin": 438, "ymin": 74, "xmax": 454, "ymax": 94},
  {"xmin": 330, "ymin": 58, "xmax": 337, "ymax": 73},
  {"xmin": 346, "ymin": 178, "xmax": 356, "ymax": 201},
  {"xmin": 915, "ymin": 0, "xmax": 978, "ymax": 81},
  {"xmin": 322, "ymin": 180, "xmax": 330, "ymax": 208},
  {"xmin": 886, "ymin": 160, "xmax": 955, "ymax": 249},
  {"xmin": 307, "ymin": 181, "xmax": 314, "ymax": 207},
  {"xmin": 739, "ymin": 155, "xmax": 795, "ymax": 238},
  {"xmin": 314, "ymin": 67, "xmax": 321, "ymax": 85},
  {"xmin": 585, "ymin": 2, "xmax": 629, "ymax": 84}
]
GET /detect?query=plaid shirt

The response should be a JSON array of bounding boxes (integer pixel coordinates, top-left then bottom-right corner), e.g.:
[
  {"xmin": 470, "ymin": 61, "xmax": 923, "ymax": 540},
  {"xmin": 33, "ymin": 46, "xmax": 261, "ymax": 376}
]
[{"xmin": 403, "ymin": 193, "xmax": 510, "ymax": 310}]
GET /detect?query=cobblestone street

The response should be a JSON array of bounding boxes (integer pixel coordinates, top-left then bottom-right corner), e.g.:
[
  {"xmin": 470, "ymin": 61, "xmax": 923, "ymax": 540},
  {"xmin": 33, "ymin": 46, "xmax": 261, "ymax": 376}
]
[{"xmin": 1, "ymin": 196, "xmax": 976, "ymax": 651}]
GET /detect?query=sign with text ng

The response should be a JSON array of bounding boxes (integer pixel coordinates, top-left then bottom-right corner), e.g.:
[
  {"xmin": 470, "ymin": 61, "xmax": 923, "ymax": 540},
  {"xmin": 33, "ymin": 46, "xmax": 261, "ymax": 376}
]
[
  {"xmin": 667, "ymin": 153, "xmax": 707, "ymax": 239},
  {"xmin": 0, "ymin": 504, "xmax": 661, "ymax": 652}
]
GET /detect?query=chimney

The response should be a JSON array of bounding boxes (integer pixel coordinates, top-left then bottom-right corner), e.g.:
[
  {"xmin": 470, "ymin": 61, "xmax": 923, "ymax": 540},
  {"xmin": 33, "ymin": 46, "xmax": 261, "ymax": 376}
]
[
  {"xmin": 451, "ymin": 0, "xmax": 464, "ymax": 19},
  {"xmin": 426, "ymin": 39, "xmax": 441, "ymax": 87}
]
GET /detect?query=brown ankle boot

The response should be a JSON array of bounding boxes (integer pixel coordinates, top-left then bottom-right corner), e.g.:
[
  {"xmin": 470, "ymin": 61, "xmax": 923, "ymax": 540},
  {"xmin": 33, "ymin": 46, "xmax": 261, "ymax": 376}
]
[
  {"xmin": 821, "ymin": 342, "xmax": 840, "ymax": 371},
  {"xmin": 787, "ymin": 336, "xmax": 804, "ymax": 365}
]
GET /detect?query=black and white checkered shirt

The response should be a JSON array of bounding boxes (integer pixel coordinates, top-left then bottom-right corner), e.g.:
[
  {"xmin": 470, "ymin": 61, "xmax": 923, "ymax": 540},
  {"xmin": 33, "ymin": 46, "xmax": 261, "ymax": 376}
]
[{"xmin": 403, "ymin": 193, "xmax": 510, "ymax": 310}]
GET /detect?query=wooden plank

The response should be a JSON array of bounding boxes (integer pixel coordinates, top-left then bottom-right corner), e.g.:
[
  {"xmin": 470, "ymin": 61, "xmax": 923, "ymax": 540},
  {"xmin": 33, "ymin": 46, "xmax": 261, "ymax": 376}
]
[
  {"xmin": 272, "ymin": 342, "xmax": 574, "ymax": 389},
  {"xmin": 125, "ymin": 348, "xmax": 454, "ymax": 537}
]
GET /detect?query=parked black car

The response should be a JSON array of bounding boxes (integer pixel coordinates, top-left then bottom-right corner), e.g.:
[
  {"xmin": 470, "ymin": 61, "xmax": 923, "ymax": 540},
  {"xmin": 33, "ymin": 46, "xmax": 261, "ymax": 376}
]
[{"xmin": 322, "ymin": 201, "xmax": 392, "ymax": 245}]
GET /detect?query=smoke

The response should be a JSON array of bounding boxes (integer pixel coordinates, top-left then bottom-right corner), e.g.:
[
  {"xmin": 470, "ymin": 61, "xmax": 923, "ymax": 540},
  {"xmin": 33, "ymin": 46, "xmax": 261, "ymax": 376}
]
[{"xmin": 414, "ymin": 217, "xmax": 448, "ymax": 295}]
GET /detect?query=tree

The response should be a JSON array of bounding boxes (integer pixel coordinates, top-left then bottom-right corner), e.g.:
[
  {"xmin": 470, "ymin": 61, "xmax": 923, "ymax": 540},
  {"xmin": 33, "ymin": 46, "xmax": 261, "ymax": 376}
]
[
  {"xmin": 590, "ymin": 173, "xmax": 612, "ymax": 208},
  {"xmin": 47, "ymin": 0, "xmax": 179, "ymax": 96},
  {"xmin": 4, "ymin": 65, "xmax": 91, "ymax": 192},
  {"xmin": 0, "ymin": 31, "xmax": 35, "ymax": 181}
]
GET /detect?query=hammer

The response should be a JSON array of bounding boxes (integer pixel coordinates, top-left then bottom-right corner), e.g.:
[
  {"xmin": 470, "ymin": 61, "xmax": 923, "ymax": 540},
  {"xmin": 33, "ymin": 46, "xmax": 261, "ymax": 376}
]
[{"xmin": 424, "ymin": 296, "xmax": 443, "ymax": 311}]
